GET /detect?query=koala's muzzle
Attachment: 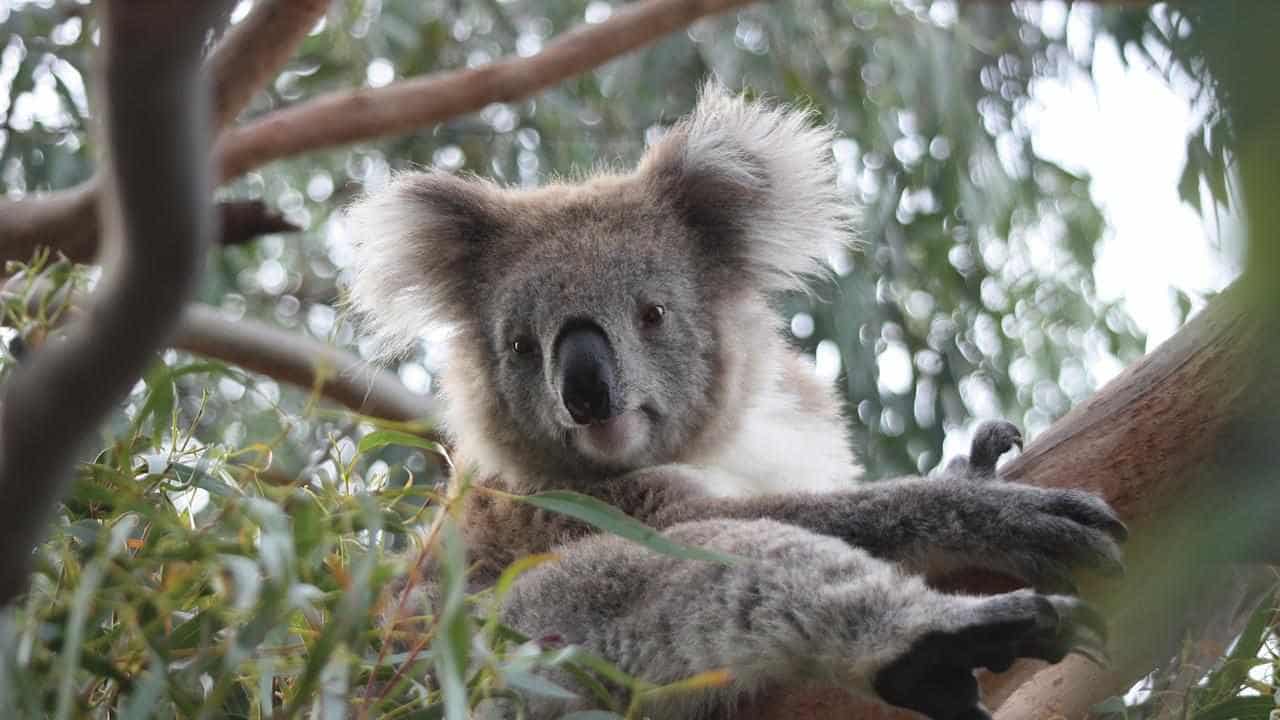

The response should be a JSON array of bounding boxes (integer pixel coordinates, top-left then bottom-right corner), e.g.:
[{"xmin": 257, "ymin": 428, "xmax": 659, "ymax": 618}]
[{"xmin": 556, "ymin": 324, "xmax": 619, "ymax": 425}]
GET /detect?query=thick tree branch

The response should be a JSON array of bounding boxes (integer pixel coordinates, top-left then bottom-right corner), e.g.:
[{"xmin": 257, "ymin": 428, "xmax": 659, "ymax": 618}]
[
  {"xmin": 175, "ymin": 304, "xmax": 437, "ymax": 426},
  {"xmin": 218, "ymin": 200, "xmax": 300, "ymax": 246},
  {"xmin": 0, "ymin": 1, "xmax": 226, "ymax": 603},
  {"xmin": 213, "ymin": 0, "xmax": 754, "ymax": 181}
]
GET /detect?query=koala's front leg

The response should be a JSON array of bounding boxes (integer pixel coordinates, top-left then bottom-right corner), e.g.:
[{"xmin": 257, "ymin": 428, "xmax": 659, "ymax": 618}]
[
  {"xmin": 500, "ymin": 519, "xmax": 1106, "ymax": 720},
  {"xmin": 654, "ymin": 477, "xmax": 1127, "ymax": 595}
]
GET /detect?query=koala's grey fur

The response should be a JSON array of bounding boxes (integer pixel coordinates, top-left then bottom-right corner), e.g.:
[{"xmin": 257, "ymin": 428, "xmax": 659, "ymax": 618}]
[{"xmin": 343, "ymin": 83, "xmax": 1127, "ymax": 719}]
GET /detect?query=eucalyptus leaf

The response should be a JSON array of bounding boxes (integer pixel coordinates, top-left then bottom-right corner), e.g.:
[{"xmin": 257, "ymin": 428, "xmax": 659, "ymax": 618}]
[{"xmin": 515, "ymin": 491, "xmax": 737, "ymax": 565}]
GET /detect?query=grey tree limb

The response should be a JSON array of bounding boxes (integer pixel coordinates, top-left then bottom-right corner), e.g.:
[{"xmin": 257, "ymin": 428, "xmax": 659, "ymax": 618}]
[
  {"xmin": 176, "ymin": 304, "xmax": 438, "ymax": 427},
  {"xmin": 0, "ymin": 1, "xmax": 227, "ymax": 603}
]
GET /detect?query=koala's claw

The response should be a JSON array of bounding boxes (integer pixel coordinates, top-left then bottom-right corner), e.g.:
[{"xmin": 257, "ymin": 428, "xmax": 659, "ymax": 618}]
[
  {"xmin": 874, "ymin": 591, "xmax": 1107, "ymax": 720},
  {"xmin": 971, "ymin": 484, "xmax": 1128, "ymax": 593}
]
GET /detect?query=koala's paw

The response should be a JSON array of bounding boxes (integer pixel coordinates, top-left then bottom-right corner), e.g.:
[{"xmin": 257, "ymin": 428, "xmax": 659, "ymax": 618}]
[
  {"xmin": 983, "ymin": 485, "xmax": 1129, "ymax": 594},
  {"xmin": 943, "ymin": 420, "xmax": 1024, "ymax": 481},
  {"xmin": 967, "ymin": 420, "xmax": 1023, "ymax": 478},
  {"xmin": 873, "ymin": 591, "xmax": 1108, "ymax": 720}
]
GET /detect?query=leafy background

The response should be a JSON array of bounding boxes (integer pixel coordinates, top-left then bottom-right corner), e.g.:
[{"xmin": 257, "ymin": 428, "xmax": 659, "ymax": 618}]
[{"xmin": 0, "ymin": 1, "xmax": 1269, "ymax": 718}]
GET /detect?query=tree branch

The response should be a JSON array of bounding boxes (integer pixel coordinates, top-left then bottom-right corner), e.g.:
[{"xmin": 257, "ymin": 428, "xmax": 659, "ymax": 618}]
[
  {"xmin": 175, "ymin": 304, "xmax": 438, "ymax": 426},
  {"xmin": 212, "ymin": 0, "xmax": 754, "ymax": 181},
  {"xmin": 0, "ymin": 1, "xmax": 226, "ymax": 603},
  {"xmin": 0, "ymin": 0, "xmax": 748, "ymax": 262}
]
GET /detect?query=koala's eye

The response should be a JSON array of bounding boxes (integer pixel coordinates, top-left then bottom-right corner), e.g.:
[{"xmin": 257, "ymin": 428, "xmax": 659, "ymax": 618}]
[
  {"xmin": 640, "ymin": 303, "xmax": 666, "ymax": 328},
  {"xmin": 511, "ymin": 337, "xmax": 538, "ymax": 356}
]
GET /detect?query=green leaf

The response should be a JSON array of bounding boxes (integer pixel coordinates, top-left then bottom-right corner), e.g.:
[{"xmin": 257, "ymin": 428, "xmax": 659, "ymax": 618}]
[
  {"xmin": 288, "ymin": 490, "xmax": 326, "ymax": 560},
  {"xmin": 357, "ymin": 429, "xmax": 442, "ymax": 456},
  {"xmin": 171, "ymin": 462, "xmax": 238, "ymax": 497},
  {"xmin": 134, "ymin": 364, "xmax": 176, "ymax": 444},
  {"xmin": 514, "ymin": 491, "xmax": 737, "ymax": 565},
  {"xmin": 433, "ymin": 519, "xmax": 471, "ymax": 720},
  {"xmin": 560, "ymin": 712, "xmax": 626, "ymax": 720}
]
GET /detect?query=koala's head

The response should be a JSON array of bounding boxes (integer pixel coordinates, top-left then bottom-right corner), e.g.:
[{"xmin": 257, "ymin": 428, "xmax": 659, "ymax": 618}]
[{"xmin": 344, "ymin": 83, "xmax": 854, "ymax": 482}]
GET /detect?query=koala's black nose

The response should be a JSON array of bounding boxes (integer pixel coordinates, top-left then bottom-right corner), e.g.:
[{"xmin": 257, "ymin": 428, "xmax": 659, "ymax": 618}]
[{"xmin": 556, "ymin": 324, "xmax": 617, "ymax": 425}]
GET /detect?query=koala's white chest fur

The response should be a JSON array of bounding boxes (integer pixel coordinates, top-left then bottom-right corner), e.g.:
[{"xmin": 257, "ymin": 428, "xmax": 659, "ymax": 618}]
[{"xmin": 681, "ymin": 349, "xmax": 860, "ymax": 497}]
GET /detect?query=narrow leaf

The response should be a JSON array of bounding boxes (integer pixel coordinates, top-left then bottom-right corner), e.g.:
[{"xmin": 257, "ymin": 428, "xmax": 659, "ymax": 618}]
[{"xmin": 357, "ymin": 429, "xmax": 442, "ymax": 456}]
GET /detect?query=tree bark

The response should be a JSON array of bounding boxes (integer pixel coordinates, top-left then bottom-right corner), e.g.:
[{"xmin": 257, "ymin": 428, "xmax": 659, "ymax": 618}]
[{"xmin": 744, "ymin": 279, "xmax": 1279, "ymax": 719}]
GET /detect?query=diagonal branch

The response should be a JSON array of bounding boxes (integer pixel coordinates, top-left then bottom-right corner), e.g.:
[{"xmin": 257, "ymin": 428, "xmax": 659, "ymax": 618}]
[
  {"xmin": 176, "ymin": 304, "xmax": 438, "ymax": 427},
  {"xmin": 0, "ymin": 0, "xmax": 754, "ymax": 264},
  {"xmin": 209, "ymin": 0, "xmax": 332, "ymax": 131}
]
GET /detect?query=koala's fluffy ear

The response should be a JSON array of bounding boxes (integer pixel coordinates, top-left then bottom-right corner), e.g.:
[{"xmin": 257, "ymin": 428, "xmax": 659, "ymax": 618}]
[
  {"xmin": 343, "ymin": 172, "xmax": 506, "ymax": 359},
  {"xmin": 640, "ymin": 82, "xmax": 856, "ymax": 293}
]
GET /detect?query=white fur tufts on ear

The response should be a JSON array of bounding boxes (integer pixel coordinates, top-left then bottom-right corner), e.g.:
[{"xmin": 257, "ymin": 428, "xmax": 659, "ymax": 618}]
[
  {"xmin": 342, "ymin": 171, "xmax": 505, "ymax": 361},
  {"xmin": 641, "ymin": 81, "xmax": 858, "ymax": 293}
]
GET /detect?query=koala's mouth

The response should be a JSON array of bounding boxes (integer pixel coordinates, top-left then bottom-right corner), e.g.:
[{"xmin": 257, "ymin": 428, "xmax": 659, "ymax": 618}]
[{"xmin": 573, "ymin": 408, "xmax": 651, "ymax": 464}]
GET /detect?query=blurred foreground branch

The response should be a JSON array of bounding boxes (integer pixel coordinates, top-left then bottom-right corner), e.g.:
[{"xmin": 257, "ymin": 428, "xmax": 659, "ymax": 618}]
[{"xmin": 0, "ymin": 1, "xmax": 225, "ymax": 603}]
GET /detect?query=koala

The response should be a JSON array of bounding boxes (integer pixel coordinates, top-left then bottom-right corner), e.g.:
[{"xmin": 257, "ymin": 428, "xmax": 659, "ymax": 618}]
[{"xmin": 343, "ymin": 84, "xmax": 1127, "ymax": 720}]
